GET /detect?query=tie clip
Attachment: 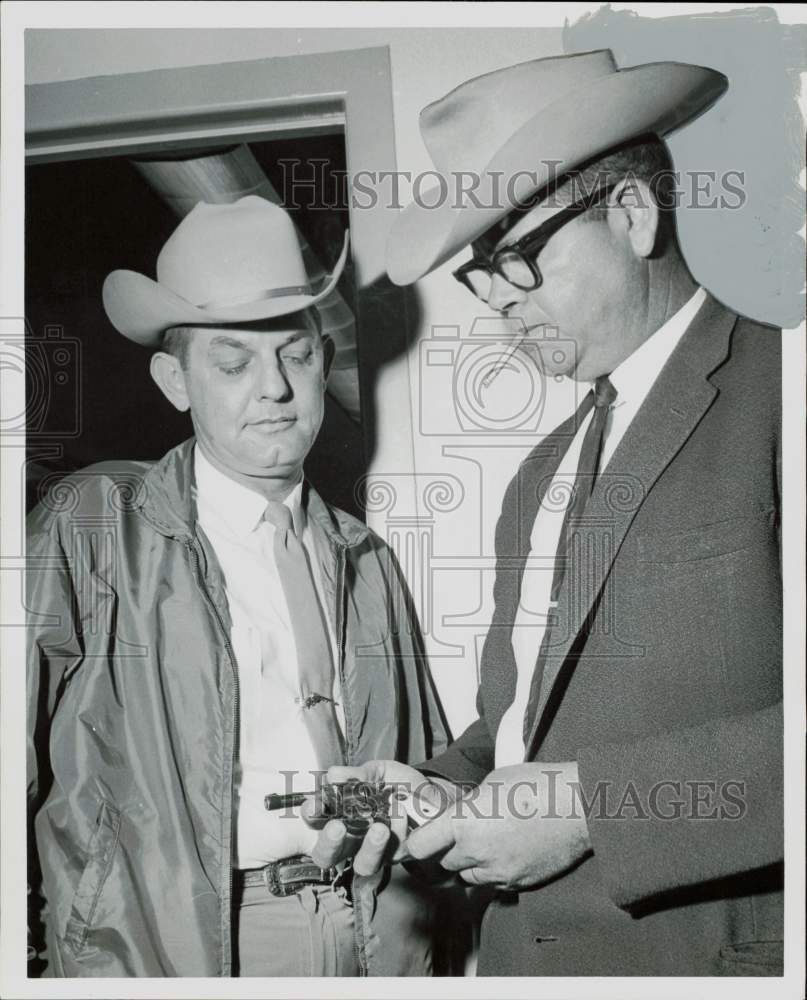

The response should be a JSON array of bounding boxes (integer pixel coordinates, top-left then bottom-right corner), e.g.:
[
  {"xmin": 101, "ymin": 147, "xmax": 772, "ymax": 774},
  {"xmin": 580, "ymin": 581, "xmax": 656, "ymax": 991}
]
[{"xmin": 301, "ymin": 693, "xmax": 337, "ymax": 710}]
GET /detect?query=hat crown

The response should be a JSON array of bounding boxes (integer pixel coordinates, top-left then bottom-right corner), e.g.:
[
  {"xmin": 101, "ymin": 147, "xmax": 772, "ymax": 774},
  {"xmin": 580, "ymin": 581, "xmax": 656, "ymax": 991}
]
[
  {"xmin": 386, "ymin": 50, "xmax": 727, "ymax": 286},
  {"xmin": 421, "ymin": 50, "xmax": 617, "ymax": 176},
  {"xmin": 156, "ymin": 196, "xmax": 308, "ymax": 307}
]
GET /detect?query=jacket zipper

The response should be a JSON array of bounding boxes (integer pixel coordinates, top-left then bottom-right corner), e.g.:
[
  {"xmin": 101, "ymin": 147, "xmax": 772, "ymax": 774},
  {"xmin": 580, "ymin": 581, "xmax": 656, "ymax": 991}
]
[
  {"xmin": 187, "ymin": 537, "xmax": 239, "ymax": 978},
  {"xmin": 332, "ymin": 540, "xmax": 369, "ymax": 977},
  {"xmin": 190, "ymin": 528, "xmax": 366, "ymax": 975},
  {"xmin": 333, "ymin": 541, "xmax": 354, "ymax": 764}
]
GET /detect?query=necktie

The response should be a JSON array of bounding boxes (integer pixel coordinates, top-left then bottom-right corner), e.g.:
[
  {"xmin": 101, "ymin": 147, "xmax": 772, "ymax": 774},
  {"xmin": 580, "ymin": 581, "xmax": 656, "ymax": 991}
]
[
  {"xmin": 521, "ymin": 375, "xmax": 617, "ymax": 743},
  {"xmin": 262, "ymin": 500, "xmax": 345, "ymax": 771}
]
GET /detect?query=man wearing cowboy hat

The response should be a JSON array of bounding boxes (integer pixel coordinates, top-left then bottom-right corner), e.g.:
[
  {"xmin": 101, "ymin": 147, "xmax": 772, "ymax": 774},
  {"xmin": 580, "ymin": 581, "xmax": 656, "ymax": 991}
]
[
  {"xmin": 311, "ymin": 50, "xmax": 784, "ymax": 976},
  {"xmin": 26, "ymin": 196, "xmax": 447, "ymax": 977}
]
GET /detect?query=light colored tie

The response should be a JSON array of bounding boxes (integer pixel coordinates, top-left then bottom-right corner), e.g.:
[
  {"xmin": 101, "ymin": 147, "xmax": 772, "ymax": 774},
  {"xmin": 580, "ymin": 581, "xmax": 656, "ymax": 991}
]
[{"xmin": 262, "ymin": 500, "xmax": 345, "ymax": 771}]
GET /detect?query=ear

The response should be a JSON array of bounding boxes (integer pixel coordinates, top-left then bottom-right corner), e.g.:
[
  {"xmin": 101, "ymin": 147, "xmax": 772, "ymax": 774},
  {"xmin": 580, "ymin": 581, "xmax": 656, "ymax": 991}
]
[
  {"xmin": 150, "ymin": 351, "xmax": 191, "ymax": 412},
  {"xmin": 608, "ymin": 176, "xmax": 659, "ymax": 259},
  {"xmin": 321, "ymin": 334, "xmax": 336, "ymax": 380}
]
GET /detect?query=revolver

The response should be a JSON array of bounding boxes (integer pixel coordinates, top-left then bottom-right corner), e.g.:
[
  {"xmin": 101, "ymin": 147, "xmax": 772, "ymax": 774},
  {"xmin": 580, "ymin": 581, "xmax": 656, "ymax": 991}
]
[{"xmin": 265, "ymin": 777, "xmax": 440, "ymax": 832}]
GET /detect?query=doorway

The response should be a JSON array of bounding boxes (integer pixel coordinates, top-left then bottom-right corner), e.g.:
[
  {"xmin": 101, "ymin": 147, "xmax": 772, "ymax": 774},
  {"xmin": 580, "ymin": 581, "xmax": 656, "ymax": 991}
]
[{"xmin": 24, "ymin": 47, "xmax": 415, "ymax": 520}]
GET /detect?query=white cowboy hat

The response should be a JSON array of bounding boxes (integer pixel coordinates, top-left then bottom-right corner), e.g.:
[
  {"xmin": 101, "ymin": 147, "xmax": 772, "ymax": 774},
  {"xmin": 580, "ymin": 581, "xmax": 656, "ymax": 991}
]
[
  {"xmin": 385, "ymin": 49, "xmax": 727, "ymax": 286},
  {"xmin": 102, "ymin": 195, "xmax": 350, "ymax": 346}
]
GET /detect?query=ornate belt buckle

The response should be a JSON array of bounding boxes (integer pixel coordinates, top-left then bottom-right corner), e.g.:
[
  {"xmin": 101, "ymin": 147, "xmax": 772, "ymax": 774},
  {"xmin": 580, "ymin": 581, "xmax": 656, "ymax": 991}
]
[
  {"xmin": 262, "ymin": 855, "xmax": 334, "ymax": 897},
  {"xmin": 263, "ymin": 858, "xmax": 302, "ymax": 897},
  {"xmin": 262, "ymin": 860, "xmax": 281, "ymax": 896}
]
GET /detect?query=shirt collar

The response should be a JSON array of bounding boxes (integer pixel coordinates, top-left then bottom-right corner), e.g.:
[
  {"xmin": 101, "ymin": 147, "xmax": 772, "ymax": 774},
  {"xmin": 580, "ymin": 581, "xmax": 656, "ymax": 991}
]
[
  {"xmin": 193, "ymin": 444, "xmax": 305, "ymax": 539},
  {"xmin": 606, "ymin": 287, "xmax": 707, "ymax": 404}
]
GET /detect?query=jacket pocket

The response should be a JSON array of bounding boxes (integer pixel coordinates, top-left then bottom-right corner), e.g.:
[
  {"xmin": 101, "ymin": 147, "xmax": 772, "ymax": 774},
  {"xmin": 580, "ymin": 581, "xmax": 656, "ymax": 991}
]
[
  {"xmin": 718, "ymin": 940, "xmax": 783, "ymax": 976},
  {"xmin": 63, "ymin": 800, "xmax": 122, "ymax": 955},
  {"xmin": 636, "ymin": 515, "xmax": 769, "ymax": 564}
]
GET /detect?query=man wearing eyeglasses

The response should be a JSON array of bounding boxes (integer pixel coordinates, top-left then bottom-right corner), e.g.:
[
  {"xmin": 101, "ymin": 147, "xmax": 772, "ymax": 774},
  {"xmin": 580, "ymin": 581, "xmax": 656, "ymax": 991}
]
[{"xmin": 311, "ymin": 51, "xmax": 784, "ymax": 977}]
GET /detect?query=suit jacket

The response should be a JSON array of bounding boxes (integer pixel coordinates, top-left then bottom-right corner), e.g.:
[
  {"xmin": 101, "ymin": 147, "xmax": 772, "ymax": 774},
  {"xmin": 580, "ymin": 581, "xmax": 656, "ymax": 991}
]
[{"xmin": 423, "ymin": 294, "xmax": 783, "ymax": 976}]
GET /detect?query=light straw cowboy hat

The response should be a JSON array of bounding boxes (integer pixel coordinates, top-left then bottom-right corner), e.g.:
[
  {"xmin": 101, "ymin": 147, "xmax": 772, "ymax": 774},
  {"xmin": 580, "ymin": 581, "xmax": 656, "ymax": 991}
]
[
  {"xmin": 103, "ymin": 195, "xmax": 349, "ymax": 346},
  {"xmin": 385, "ymin": 49, "xmax": 727, "ymax": 286}
]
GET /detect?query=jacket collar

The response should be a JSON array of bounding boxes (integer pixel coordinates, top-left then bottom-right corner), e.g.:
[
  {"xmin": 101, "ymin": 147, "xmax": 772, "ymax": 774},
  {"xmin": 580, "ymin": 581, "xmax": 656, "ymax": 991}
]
[
  {"xmin": 607, "ymin": 286, "xmax": 707, "ymax": 406},
  {"xmin": 136, "ymin": 436, "xmax": 371, "ymax": 549}
]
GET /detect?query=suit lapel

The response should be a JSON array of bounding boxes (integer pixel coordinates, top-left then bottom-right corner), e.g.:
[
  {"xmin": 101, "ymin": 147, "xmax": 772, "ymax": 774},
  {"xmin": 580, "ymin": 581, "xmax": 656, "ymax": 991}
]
[{"xmin": 524, "ymin": 294, "xmax": 738, "ymax": 758}]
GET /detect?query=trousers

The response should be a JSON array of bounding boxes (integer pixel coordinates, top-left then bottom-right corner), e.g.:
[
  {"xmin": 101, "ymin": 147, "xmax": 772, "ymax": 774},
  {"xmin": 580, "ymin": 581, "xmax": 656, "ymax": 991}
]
[{"xmin": 232, "ymin": 881, "xmax": 360, "ymax": 977}]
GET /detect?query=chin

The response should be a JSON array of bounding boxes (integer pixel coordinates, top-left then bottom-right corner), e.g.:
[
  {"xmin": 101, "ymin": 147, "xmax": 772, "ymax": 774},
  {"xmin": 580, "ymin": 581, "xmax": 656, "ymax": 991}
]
[
  {"xmin": 244, "ymin": 451, "xmax": 304, "ymax": 476},
  {"xmin": 244, "ymin": 440, "xmax": 310, "ymax": 474}
]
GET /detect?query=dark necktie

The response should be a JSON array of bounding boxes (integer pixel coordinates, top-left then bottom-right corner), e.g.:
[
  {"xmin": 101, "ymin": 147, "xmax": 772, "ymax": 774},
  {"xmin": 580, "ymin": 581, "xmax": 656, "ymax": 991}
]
[
  {"xmin": 262, "ymin": 500, "xmax": 345, "ymax": 771},
  {"xmin": 521, "ymin": 375, "xmax": 618, "ymax": 743}
]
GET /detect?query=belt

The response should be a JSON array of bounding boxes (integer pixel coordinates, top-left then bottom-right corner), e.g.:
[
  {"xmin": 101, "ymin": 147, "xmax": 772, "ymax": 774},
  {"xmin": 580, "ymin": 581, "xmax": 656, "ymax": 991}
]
[{"xmin": 234, "ymin": 855, "xmax": 346, "ymax": 897}]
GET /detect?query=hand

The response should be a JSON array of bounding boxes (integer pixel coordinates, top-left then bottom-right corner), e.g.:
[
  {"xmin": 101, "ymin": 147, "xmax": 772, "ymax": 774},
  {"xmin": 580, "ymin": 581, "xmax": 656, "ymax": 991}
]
[
  {"xmin": 304, "ymin": 760, "xmax": 450, "ymax": 875},
  {"xmin": 405, "ymin": 762, "xmax": 592, "ymax": 891}
]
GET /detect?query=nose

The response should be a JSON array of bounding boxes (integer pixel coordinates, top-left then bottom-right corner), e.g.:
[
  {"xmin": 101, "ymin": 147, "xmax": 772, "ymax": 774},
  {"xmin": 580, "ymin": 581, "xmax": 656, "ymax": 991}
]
[
  {"xmin": 487, "ymin": 272, "xmax": 527, "ymax": 314},
  {"xmin": 256, "ymin": 359, "xmax": 290, "ymax": 402}
]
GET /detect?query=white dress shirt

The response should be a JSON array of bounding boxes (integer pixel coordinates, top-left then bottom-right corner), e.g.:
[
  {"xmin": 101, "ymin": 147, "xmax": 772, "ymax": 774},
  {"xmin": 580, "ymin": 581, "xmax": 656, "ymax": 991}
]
[
  {"xmin": 194, "ymin": 446, "xmax": 343, "ymax": 867},
  {"xmin": 495, "ymin": 287, "xmax": 708, "ymax": 767}
]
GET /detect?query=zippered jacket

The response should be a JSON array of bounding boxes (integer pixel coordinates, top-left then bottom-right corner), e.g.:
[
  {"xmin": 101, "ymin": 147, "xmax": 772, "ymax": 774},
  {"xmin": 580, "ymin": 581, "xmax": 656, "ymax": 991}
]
[{"xmin": 27, "ymin": 438, "xmax": 448, "ymax": 977}]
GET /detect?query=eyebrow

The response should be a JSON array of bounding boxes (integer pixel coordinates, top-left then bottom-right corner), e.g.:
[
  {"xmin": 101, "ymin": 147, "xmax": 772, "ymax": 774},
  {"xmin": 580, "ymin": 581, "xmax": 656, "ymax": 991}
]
[
  {"xmin": 475, "ymin": 212, "xmax": 524, "ymax": 256},
  {"xmin": 278, "ymin": 331, "xmax": 311, "ymax": 346},
  {"xmin": 492, "ymin": 212, "xmax": 557, "ymax": 253},
  {"xmin": 207, "ymin": 331, "xmax": 311, "ymax": 354},
  {"xmin": 208, "ymin": 336, "xmax": 252, "ymax": 352}
]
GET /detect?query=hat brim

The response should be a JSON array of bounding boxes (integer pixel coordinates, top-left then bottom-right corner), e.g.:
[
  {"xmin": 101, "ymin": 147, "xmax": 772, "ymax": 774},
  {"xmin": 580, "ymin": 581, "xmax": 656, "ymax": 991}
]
[
  {"xmin": 103, "ymin": 230, "xmax": 350, "ymax": 346},
  {"xmin": 386, "ymin": 62, "xmax": 728, "ymax": 286}
]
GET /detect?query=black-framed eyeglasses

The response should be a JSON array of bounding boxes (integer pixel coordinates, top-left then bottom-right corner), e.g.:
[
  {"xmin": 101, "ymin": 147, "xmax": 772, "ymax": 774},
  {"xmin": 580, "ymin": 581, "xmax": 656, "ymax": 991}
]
[{"xmin": 453, "ymin": 182, "xmax": 616, "ymax": 301}]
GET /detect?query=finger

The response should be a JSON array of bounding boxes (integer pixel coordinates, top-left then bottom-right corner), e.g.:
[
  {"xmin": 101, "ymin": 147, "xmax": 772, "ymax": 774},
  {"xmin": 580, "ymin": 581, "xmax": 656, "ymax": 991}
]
[
  {"xmin": 328, "ymin": 760, "xmax": 428, "ymax": 790},
  {"xmin": 404, "ymin": 811, "xmax": 455, "ymax": 861},
  {"xmin": 387, "ymin": 811, "xmax": 410, "ymax": 862},
  {"xmin": 438, "ymin": 844, "xmax": 479, "ymax": 872},
  {"xmin": 352, "ymin": 822, "xmax": 391, "ymax": 877},
  {"xmin": 326, "ymin": 762, "xmax": 381, "ymax": 785},
  {"xmin": 299, "ymin": 819, "xmax": 321, "ymax": 858},
  {"xmin": 309, "ymin": 819, "xmax": 353, "ymax": 868},
  {"xmin": 460, "ymin": 867, "xmax": 491, "ymax": 886}
]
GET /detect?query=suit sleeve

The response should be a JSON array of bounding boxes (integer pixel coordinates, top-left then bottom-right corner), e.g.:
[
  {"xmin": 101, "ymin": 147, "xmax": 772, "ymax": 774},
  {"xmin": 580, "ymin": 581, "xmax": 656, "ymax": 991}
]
[
  {"xmin": 26, "ymin": 508, "xmax": 84, "ymax": 968},
  {"xmin": 417, "ymin": 686, "xmax": 495, "ymax": 788}
]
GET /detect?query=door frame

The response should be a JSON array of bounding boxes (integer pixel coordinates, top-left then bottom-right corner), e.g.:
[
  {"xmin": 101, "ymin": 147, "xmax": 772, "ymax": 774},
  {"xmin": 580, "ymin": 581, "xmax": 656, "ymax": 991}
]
[{"xmin": 25, "ymin": 46, "xmax": 416, "ymax": 527}]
